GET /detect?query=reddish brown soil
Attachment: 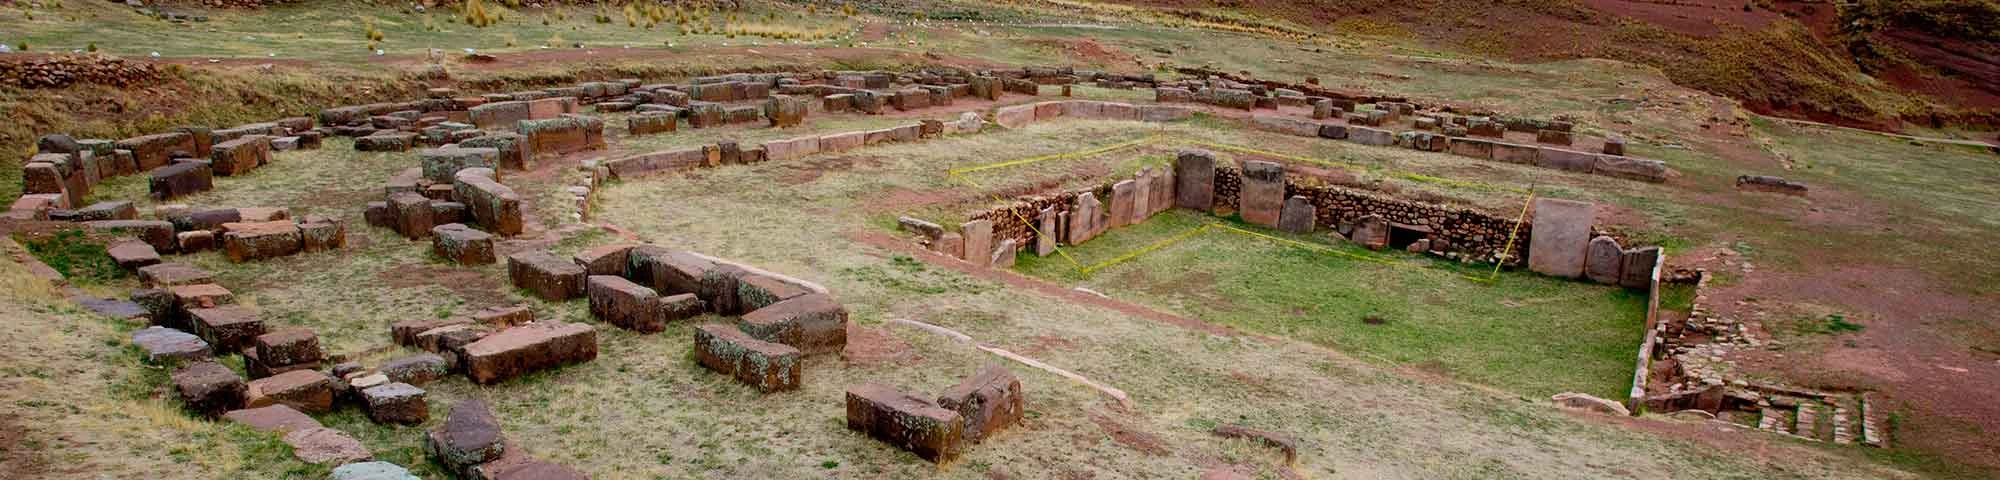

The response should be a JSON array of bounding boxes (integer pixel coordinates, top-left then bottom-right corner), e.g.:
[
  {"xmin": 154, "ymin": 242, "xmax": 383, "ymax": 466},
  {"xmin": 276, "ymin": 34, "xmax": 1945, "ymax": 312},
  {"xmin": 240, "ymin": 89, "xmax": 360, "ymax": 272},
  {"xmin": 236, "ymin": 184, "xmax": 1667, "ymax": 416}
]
[
  {"xmin": 1576, "ymin": 0, "xmax": 1784, "ymax": 37},
  {"xmin": 0, "ymin": 415, "xmax": 48, "ymax": 480},
  {"xmin": 383, "ymin": 43, "xmax": 1002, "ymax": 73},
  {"xmin": 377, "ymin": 263, "xmax": 512, "ymax": 307},
  {"xmin": 841, "ymin": 324, "xmax": 919, "ymax": 366},
  {"xmin": 846, "ymin": 229, "xmax": 1257, "ymax": 340},
  {"xmin": 1086, "ymin": 410, "xmax": 1172, "ymax": 456}
]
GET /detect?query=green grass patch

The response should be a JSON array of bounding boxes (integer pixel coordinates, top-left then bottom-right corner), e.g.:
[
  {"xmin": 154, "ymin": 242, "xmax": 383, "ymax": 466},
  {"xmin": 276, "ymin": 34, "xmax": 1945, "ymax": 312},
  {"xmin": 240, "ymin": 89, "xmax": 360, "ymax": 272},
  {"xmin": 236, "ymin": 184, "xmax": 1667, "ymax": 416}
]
[
  {"xmin": 1018, "ymin": 209, "xmax": 1648, "ymax": 399},
  {"xmin": 19, "ymin": 229, "xmax": 125, "ymax": 285}
]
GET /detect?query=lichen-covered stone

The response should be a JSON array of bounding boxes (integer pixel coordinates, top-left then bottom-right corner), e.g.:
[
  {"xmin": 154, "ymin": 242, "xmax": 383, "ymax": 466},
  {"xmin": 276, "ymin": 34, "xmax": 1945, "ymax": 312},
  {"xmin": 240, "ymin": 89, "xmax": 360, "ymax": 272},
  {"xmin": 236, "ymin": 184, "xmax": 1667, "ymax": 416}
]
[
  {"xmin": 738, "ymin": 293, "xmax": 848, "ymax": 355},
  {"xmin": 507, "ymin": 250, "xmax": 585, "ymax": 301},
  {"xmin": 693, "ymin": 323, "xmax": 802, "ymax": 392},
  {"xmin": 846, "ymin": 382, "xmax": 964, "ymax": 463}
]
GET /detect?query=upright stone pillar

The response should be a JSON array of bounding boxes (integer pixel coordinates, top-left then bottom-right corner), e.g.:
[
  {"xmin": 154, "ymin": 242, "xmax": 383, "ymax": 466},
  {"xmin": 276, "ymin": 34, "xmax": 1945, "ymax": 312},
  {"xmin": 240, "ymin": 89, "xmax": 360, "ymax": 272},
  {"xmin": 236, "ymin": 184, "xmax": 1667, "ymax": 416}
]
[
  {"xmin": 1527, "ymin": 198, "xmax": 1595, "ymax": 278},
  {"xmin": 1620, "ymin": 246, "xmax": 1661, "ymax": 289},
  {"xmin": 1238, "ymin": 160, "xmax": 1285, "ymax": 228},
  {"xmin": 1174, "ymin": 149, "xmax": 1216, "ymax": 211},
  {"xmin": 1035, "ymin": 207, "xmax": 1058, "ymax": 256},
  {"xmin": 1108, "ymin": 180, "xmax": 1136, "ymax": 229},
  {"xmin": 1278, "ymin": 196, "xmax": 1315, "ymax": 234},
  {"xmin": 1584, "ymin": 236, "xmax": 1624, "ymax": 285},
  {"xmin": 961, "ymin": 219, "xmax": 993, "ymax": 268},
  {"xmin": 1131, "ymin": 168, "xmax": 1151, "ymax": 224}
]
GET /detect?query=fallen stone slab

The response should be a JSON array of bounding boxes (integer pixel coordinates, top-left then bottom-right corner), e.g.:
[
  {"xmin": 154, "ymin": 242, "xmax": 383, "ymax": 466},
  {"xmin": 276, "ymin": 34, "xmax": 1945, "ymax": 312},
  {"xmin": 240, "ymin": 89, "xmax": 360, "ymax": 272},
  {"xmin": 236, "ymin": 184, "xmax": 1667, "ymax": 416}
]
[
  {"xmin": 330, "ymin": 461, "xmax": 420, "ymax": 480},
  {"xmin": 380, "ymin": 353, "xmax": 449, "ymax": 386},
  {"xmin": 694, "ymin": 323, "xmax": 802, "ymax": 392},
  {"xmin": 392, "ymin": 317, "xmax": 473, "ymax": 346},
  {"xmin": 507, "ymin": 250, "xmax": 586, "ymax": 301},
  {"xmin": 627, "ymin": 248, "xmax": 743, "ymax": 314},
  {"xmin": 173, "ymin": 361, "xmax": 246, "ymax": 418},
  {"xmin": 432, "ymin": 223, "xmax": 496, "ymax": 265},
  {"xmin": 572, "ymin": 243, "xmax": 634, "ymax": 276},
  {"xmin": 283, "ymin": 427, "xmax": 372, "ymax": 465},
  {"xmin": 739, "ymin": 293, "xmax": 848, "ymax": 355},
  {"xmin": 588, "ymin": 275, "xmax": 664, "ymax": 333},
  {"xmin": 299, "ymin": 215, "xmax": 346, "ymax": 252},
  {"xmin": 73, "ymin": 200, "xmax": 137, "ymax": 221},
  {"xmin": 420, "ymin": 147, "xmax": 500, "ymax": 183},
  {"xmin": 253, "ymin": 327, "xmax": 322, "ymax": 367},
  {"xmin": 223, "ymin": 404, "xmax": 322, "ymax": 434},
  {"xmin": 1211, "ymin": 425, "xmax": 1299, "ymax": 464},
  {"xmin": 387, "ymin": 192, "xmax": 434, "ymax": 240},
  {"xmin": 362, "ymin": 382, "xmax": 428, "ymax": 425},
  {"xmin": 139, "ymin": 262, "xmax": 214, "ymax": 288},
  {"xmin": 221, "ymin": 221, "xmax": 303, "ymax": 262},
  {"xmin": 107, "ymin": 239, "xmax": 162, "ymax": 270},
  {"xmin": 846, "ymin": 382, "xmax": 964, "ymax": 463},
  {"xmin": 246, "ymin": 369, "xmax": 336, "ymax": 413},
  {"xmin": 85, "ymin": 219, "xmax": 176, "ymax": 253},
  {"xmin": 356, "ymin": 132, "xmax": 417, "ymax": 152},
  {"xmin": 1735, "ymin": 175, "xmax": 1807, "ymax": 195},
  {"xmin": 461, "ymin": 322, "xmax": 598, "ymax": 385},
  {"xmin": 210, "ymin": 135, "xmax": 271, "ymax": 177},
  {"xmin": 736, "ymin": 273, "xmax": 812, "ymax": 312},
  {"xmin": 938, "ymin": 364, "xmax": 1024, "ymax": 444},
  {"xmin": 133, "ymin": 326, "xmax": 212, "ymax": 364},
  {"xmin": 476, "ymin": 459, "xmax": 589, "ymax": 480},
  {"xmin": 453, "ymin": 170, "xmax": 524, "ymax": 236},
  {"xmin": 1552, "ymin": 392, "xmax": 1631, "ymax": 416},
  {"xmin": 425, "ymin": 399, "xmax": 507, "ymax": 471},
  {"xmin": 471, "ymin": 305, "xmax": 534, "ymax": 328},
  {"xmin": 189, "ymin": 305, "xmax": 265, "ymax": 353}
]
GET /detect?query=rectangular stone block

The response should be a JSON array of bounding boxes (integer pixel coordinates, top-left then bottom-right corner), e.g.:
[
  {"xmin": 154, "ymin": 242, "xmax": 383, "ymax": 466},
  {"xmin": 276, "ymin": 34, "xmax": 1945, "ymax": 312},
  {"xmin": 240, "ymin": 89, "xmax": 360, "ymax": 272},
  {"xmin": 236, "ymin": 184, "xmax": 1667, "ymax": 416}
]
[
  {"xmin": 588, "ymin": 275, "xmax": 664, "ymax": 333},
  {"xmin": 149, "ymin": 161, "xmax": 213, "ymax": 200},
  {"xmin": 453, "ymin": 171, "xmax": 524, "ymax": 236},
  {"xmin": 737, "ymin": 274, "xmax": 811, "ymax": 313},
  {"xmin": 960, "ymin": 219, "xmax": 993, "ymax": 267},
  {"xmin": 221, "ymin": 221, "xmax": 303, "ymax": 262},
  {"xmin": 693, "ymin": 324, "xmax": 802, "ymax": 392},
  {"xmin": 1238, "ymin": 160, "xmax": 1284, "ymax": 227},
  {"xmin": 189, "ymin": 305, "xmax": 266, "ymax": 354},
  {"xmin": 846, "ymin": 383, "xmax": 964, "ymax": 463},
  {"xmin": 461, "ymin": 322, "xmax": 598, "ymax": 385},
  {"xmin": 507, "ymin": 250, "xmax": 586, "ymax": 301},
  {"xmin": 738, "ymin": 293, "xmax": 848, "ymax": 355},
  {"xmin": 210, "ymin": 136, "xmax": 271, "ymax": 177},
  {"xmin": 1527, "ymin": 198, "xmax": 1595, "ymax": 278},
  {"xmin": 937, "ymin": 364, "xmax": 1023, "ymax": 444},
  {"xmin": 421, "ymin": 147, "xmax": 500, "ymax": 183},
  {"xmin": 1175, "ymin": 149, "xmax": 1216, "ymax": 210}
]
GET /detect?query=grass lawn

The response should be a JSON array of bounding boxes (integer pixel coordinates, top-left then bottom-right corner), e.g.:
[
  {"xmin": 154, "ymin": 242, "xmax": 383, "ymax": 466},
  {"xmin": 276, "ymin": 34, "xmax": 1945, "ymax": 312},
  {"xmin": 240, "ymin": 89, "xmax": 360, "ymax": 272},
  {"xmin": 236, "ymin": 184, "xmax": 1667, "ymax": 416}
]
[{"xmin": 1016, "ymin": 208, "xmax": 1649, "ymax": 400}]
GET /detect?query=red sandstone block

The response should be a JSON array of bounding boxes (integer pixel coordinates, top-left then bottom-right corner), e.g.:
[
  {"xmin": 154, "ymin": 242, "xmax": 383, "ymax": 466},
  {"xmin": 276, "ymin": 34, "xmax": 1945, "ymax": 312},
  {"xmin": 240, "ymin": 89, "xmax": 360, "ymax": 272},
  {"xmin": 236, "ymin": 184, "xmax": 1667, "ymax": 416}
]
[
  {"xmin": 693, "ymin": 324, "xmax": 801, "ymax": 392},
  {"xmin": 738, "ymin": 293, "xmax": 848, "ymax": 355},
  {"xmin": 846, "ymin": 383, "xmax": 964, "ymax": 463},
  {"xmin": 461, "ymin": 322, "xmax": 598, "ymax": 385}
]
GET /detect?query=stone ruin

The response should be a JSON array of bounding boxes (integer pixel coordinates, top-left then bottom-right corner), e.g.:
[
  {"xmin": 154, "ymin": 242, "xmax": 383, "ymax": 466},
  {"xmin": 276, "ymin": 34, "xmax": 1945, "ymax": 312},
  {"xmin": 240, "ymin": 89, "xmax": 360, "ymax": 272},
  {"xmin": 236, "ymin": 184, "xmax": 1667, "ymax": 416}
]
[
  {"xmin": 846, "ymin": 364, "xmax": 1026, "ymax": 463},
  {"xmin": 11, "ymin": 124, "xmax": 324, "ymax": 217},
  {"xmin": 1153, "ymin": 73, "xmax": 1670, "ymax": 183},
  {"xmin": 366, "ymin": 167, "xmax": 525, "ymax": 263},
  {"xmin": 134, "ymin": 261, "xmax": 404, "ymax": 468},
  {"xmin": 1635, "ymin": 270, "xmax": 1887, "ymax": 447},
  {"xmin": 505, "ymin": 243, "xmax": 848, "ymax": 392},
  {"xmin": 427, "ymin": 399, "xmax": 588, "ymax": 479}
]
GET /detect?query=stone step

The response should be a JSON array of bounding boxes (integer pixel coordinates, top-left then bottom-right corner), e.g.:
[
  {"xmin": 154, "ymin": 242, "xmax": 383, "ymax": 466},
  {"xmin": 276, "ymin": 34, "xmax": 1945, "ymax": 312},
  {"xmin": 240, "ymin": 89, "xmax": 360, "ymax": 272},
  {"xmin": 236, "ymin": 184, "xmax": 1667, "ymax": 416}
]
[
  {"xmin": 1832, "ymin": 404, "xmax": 1855, "ymax": 445},
  {"xmin": 1757, "ymin": 407, "xmax": 1789, "ymax": 434},
  {"xmin": 1795, "ymin": 402, "xmax": 1821, "ymax": 441},
  {"xmin": 1861, "ymin": 393, "xmax": 1887, "ymax": 448}
]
